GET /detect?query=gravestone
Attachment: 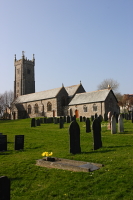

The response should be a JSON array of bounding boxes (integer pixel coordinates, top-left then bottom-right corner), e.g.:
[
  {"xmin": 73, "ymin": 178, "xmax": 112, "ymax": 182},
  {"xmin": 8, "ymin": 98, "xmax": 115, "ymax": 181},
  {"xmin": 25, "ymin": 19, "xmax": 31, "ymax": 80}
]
[
  {"xmin": 15, "ymin": 135, "xmax": 24, "ymax": 150},
  {"xmin": 57, "ymin": 118, "xmax": 60, "ymax": 123},
  {"xmin": 31, "ymin": 118, "xmax": 36, "ymax": 127},
  {"xmin": 91, "ymin": 115, "xmax": 94, "ymax": 121},
  {"xmin": 69, "ymin": 121, "xmax": 81, "ymax": 154},
  {"xmin": 92, "ymin": 118, "xmax": 102, "ymax": 150},
  {"xmin": 44, "ymin": 118, "xmax": 47, "ymax": 123},
  {"xmin": 59, "ymin": 117, "xmax": 64, "ymax": 129},
  {"xmin": 131, "ymin": 112, "xmax": 133, "ymax": 123},
  {"xmin": 54, "ymin": 117, "xmax": 58, "ymax": 124},
  {"xmin": 0, "ymin": 135, "xmax": 7, "ymax": 151},
  {"xmin": 111, "ymin": 115, "xmax": 117, "ymax": 134},
  {"xmin": 98, "ymin": 115, "xmax": 103, "ymax": 122},
  {"xmin": 40, "ymin": 118, "xmax": 43, "ymax": 124},
  {"xmin": 95, "ymin": 113, "xmax": 98, "ymax": 119},
  {"xmin": 104, "ymin": 113, "xmax": 108, "ymax": 121},
  {"xmin": 115, "ymin": 113, "xmax": 118, "ymax": 123},
  {"xmin": 80, "ymin": 116, "xmax": 82, "ymax": 122},
  {"xmin": 67, "ymin": 116, "xmax": 70, "ymax": 123},
  {"xmin": 118, "ymin": 114, "xmax": 124, "ymax": 132},
  {"xmin": 36, "ymin": 119, "xmax": 40, "ymax": 126},
  {"xmin": 86, "ymin": 118, "xmax": 91, "ymax": 133},
  {"xmin": 83, "ymin": 116, "xmax": 86, "ymax": 122},
  {"xmin": 0, "ymin": 176, "xmax": 10, "ymax": 200}
]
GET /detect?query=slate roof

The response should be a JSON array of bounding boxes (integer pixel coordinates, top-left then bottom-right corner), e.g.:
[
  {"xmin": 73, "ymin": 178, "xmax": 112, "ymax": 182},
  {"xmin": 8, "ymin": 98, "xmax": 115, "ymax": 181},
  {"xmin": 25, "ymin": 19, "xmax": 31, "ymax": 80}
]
[
  {"xmin": 65, "ymin": 84, "xmax": 81, "ymax": 97},
  {"xmin": 14, "ymin": 87, "xmax": 63, "ymax": 104},
  {"xmin": 69, "ymin": 89, "xmax": 113, "ymax": 105}
]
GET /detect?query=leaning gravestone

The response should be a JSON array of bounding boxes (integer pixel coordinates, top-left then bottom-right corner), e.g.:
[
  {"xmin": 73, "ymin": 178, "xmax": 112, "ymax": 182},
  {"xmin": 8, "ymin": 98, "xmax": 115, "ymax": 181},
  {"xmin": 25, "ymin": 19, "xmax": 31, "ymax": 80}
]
[
  {"xmin": 111, "ymin": 115, "xmax": 117, "ymax": 134},
  {"xmin": 69, "ymin": 121, "xmax": 81, "ymax": 154},
  {"xmin": 92, "ymin": 118, "xmax": 102, "ymax": 150},
  {"xmin": 118, "ymin": 114, "xmax": 124, "ymax": 132},
  {"xmin": 0, "ymin": 135, "xmax": 7, "ymax": 151},
  {"xmin": 86, "ymin": 118, "xmax": 91, "ymax": 133},
  {"xmin": 14, "ymin": 135, "xmax": 24, "ymax": 150},
  {"xmin": 31, "ymin": 118, "xmax": 36, "ymax": 127},
  {"xmin": 0, "ymin": 176, "xmax": 10, "ymax": 200}
]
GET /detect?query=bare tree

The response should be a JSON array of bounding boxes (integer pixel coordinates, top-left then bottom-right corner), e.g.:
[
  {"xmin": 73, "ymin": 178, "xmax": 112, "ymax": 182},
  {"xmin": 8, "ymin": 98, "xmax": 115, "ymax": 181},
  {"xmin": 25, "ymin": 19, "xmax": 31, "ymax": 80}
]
[
  {"xmin": 97, "ymin": 78, "xmax": 119, "ymax": 92},
  {"xmin": 0, "ymin": 90, "xmax": 14, "ymax": 117}
]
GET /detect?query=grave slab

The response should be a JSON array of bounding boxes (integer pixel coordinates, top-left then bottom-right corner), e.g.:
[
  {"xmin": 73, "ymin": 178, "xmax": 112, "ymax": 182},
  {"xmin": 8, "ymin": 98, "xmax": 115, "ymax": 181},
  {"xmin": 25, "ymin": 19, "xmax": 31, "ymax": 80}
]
[{"xmin": 36, "ymin": 157, "xmax": 103, "ymax": 172}]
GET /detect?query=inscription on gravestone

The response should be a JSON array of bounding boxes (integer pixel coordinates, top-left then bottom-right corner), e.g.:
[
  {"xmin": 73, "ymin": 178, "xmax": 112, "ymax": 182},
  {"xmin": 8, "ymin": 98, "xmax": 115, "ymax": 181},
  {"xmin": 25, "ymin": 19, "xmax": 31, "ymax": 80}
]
[
  {"xmin": 69, "ymin": 121, "xmax": 81, "ymax": 154},
  {"xmin": 15, "ymin": 135, "xmax": 24, "ymax": 150},
  {"xmin": 0, "ymin": 135, "xmax": 7, "ymax": 151},
  {"xmin": 0, "ymin": 176, "xmax": 10, "ymax": 200}
]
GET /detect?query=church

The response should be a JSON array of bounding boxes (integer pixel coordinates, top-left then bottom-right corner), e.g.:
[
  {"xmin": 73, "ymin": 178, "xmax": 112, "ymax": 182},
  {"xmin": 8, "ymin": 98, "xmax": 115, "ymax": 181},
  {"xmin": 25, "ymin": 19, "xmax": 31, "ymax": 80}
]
[{"xmin": 11, "ymin": 52, "xmax": 119, "ymax": 120}]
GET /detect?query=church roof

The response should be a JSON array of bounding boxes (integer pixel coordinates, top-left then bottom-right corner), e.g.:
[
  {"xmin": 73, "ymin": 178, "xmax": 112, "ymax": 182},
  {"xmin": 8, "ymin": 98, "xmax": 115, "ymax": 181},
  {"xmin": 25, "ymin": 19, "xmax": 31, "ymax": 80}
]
[
  {"xmin": 14, "ymin": 87, "xmax": 63, "ymax": 104},
  {"xmin": 69, "ymin": 89, "xmax": 113, "ymax": 105},
  {"xmin": 65, "ymin": 84, "xmax": 82, "ymax": 97}
]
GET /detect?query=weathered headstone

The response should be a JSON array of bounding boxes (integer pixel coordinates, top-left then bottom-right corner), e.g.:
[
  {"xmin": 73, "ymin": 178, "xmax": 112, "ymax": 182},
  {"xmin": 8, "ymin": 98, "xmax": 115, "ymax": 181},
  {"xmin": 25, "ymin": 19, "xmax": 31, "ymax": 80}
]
[
  {"xmin": 31, "ymin": 118, "xmax": 36, "ymax": 127},
  {"xmin": 0, "ymin": 135, "xmax": 7, "ymax": 151},
  {"xmin": 92, "ymin": 118, "xmax": 102, "ymax": 150},
  {"xmin": 0, "ymin": 176, "xmax": 10, "ymax": 200},
  {"xmin": 80, "ymin": 116, "xmax": 82, "ymax": 122},
  {"xmin": 111, "ymin": 115, "xmax": 117, "ymax": 134},
  {"xmin": 86, "ymin": 118, "xmax": 91, "ymax": 133},
  {"xmin": 67, "ymin": 116, "xmax": 70, "ymax": 123},
  {"xmin": 118, "ymin": 114, "xmax": 124, "ymax": 132},
  {"xmin": 63, "ymin": 116, "xmax": 66, "ymax": 123},
  {"xmin": 15, "ymin": 135, "xmax": 24, "ymax": 150},
  {"xmin": 107, "ymin": 111, "xmax": 112, "ymax": 130},
  {"xmin": 69, "ymin": 121, "xmax": 81, "ymax": 154}
]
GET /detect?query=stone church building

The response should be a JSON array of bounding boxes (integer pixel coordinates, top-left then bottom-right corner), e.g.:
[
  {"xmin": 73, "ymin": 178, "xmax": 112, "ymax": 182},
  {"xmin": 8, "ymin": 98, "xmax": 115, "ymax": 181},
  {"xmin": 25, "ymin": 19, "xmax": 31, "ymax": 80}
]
[{"xmin": 11, "ymin": 52, "xmax": 119, "ymax": 120}]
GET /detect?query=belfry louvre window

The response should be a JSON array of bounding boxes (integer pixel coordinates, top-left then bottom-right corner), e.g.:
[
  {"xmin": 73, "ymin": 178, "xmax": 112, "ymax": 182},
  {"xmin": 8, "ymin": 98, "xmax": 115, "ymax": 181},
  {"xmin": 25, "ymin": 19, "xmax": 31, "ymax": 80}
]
[
  {"xmin": 47, "ymin": 102, "xmax": 52, "ymax": 111},
  {"xmin": 93, "ymin": 104, "xmax": 97, "ymax": 111},
  {"xmin": 35, "ymin": 104, "xmax": 38, "ymax": 113},
  {"xmin": 28, "ymin": 105, "xmax": 31, "ymax": 114}
]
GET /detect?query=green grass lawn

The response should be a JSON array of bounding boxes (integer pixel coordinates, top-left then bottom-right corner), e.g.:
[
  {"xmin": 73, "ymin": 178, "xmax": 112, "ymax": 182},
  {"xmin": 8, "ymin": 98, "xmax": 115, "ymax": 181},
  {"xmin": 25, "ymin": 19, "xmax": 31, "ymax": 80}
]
[{"xmin": 0, "ymin": 118, "xmax": 133, "ymax": 200}]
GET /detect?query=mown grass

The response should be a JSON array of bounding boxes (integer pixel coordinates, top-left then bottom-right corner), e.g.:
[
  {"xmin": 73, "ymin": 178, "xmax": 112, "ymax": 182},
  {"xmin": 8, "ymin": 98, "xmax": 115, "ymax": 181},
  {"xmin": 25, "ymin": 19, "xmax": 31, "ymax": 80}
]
[{"xmin": 0, "ymin": 118, "xmax": 133, "ymax": 200}]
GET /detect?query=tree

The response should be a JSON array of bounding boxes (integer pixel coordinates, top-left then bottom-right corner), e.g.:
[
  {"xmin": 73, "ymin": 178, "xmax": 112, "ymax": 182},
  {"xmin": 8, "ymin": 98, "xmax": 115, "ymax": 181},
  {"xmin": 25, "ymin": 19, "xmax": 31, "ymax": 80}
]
[
  {"xmin": 97, "ymin": 78, "xmax": 119, "ymax": 92},
  {"xmin": 0, "ymin": 90, "xmax": 14, "ymax": 117}
]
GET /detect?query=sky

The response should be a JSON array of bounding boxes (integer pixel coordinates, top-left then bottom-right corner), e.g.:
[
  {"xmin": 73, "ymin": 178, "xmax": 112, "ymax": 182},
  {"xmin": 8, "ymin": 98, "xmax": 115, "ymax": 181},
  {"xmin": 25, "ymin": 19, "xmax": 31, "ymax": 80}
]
[{"xmin": 0, "ymin": 0, "xmax": 133, "ymax": 95}]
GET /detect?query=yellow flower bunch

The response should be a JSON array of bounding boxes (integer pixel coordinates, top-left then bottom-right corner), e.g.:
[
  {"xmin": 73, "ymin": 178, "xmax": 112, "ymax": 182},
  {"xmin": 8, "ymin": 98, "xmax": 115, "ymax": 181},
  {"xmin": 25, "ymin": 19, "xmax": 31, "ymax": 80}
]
[{"xmin": 42, "ymin": 152, "xmax": 53, "ymax": 157}]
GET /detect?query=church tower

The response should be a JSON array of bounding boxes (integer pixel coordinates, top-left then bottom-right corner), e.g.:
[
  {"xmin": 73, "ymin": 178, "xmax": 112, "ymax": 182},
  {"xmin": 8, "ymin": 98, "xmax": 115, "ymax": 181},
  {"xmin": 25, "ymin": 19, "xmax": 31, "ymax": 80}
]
[{"xmin": 14, "ymin": 51, "xmax": 35, "ymax": 98}]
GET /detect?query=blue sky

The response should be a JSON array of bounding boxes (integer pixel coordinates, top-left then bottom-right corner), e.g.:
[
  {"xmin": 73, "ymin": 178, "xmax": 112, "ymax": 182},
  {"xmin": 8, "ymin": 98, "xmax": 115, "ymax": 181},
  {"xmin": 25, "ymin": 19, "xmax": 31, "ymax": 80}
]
[{"xmin": 0, "ymin": 0, "xmax": 133, "ymax": 95}]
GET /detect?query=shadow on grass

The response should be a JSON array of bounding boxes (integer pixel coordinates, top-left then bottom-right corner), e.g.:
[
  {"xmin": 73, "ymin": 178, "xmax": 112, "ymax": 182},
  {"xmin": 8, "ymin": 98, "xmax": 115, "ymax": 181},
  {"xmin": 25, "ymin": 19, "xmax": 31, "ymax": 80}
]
[{"xmin": 81, "ymin": 149, "xmax": 115, "ymax": 154}]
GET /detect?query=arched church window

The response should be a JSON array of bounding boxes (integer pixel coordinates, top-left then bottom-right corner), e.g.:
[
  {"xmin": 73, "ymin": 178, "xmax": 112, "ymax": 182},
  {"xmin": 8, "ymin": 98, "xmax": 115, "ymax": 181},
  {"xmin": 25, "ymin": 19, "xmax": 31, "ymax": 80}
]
[
  {"xmin": 28, "ymin": 105, "xmax": 31, "ymax": 114},
  {"xmin": 35, "ymin": 104, "xmax": 38, "ymax": 113},
  {"xmin": 47, "ymin": 102, "xmax": 52, "ymax": 111},
  {"xmin": 93, "ymin": 104, "xmax": 97, "ymax": 112},
  {"xmin": 83, "ymin": 105, "xmax": 88, "ymax": 112}
]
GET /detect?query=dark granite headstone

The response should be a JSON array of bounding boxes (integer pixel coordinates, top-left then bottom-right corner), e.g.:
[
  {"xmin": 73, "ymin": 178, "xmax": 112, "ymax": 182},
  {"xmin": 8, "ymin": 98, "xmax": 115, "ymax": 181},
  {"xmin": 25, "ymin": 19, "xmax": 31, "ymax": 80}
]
[
  {"xmin": 0, "ymin": 176, "xmax": 10, "ymax": 200},
  {"xmin": 31, "ymin": 118, "xmax": 36, "ymax": 127},
  {"xmin": 67, "ymin": 116, "xmax": 70, "ymax": 123},
  {"xmin": 104, "ymin": 113, "xmax": 108, "ymax": 121},
  {"xmin": 15, "ymin": 135, "xmax": 24, "ymax": 150},
  {"xmin": 95, "ymin": 113, "xmax": 98, "ymax": 119},
  {"xmin": 92, "ymin": 118, "xmax": 102, "ymax": 150},
  {"xmin": 83, "ymin": 116, "xmax": 86, "ymax": 122},
  {"xmin": 40, "ymin": 118, "xmax": 43, "ymax": 124},
  {"xmin": 80, "ymin": 116, "xmax": 82, "ymax": 122},
  {"xmin": 36, "ymin": 119, "xmax": 40, "ymax": 126},
  {"xmin": 59, "ymin": 117, "xmax": 64, "ymax": 129},
  {"xmin": 0, "ymin": 135, "xmax": 7, "ymax": 151},
  {"xmin": 44, "ymin": 118, "xmax": 47, "ymax": 123},
  {"xmin": 54, "ymin": 117, "xmax": 58, "ymax": 124},
  {"xmin": 98, "ymin": 115, "xmax": 103, "ymax": 122},
  {"xmin": 86, "ymin": 118, "xmax": 91, "ymax": 133},
  {"xmin": 69, "ymin": 121, "xmax": 81, "ymax": 154}
]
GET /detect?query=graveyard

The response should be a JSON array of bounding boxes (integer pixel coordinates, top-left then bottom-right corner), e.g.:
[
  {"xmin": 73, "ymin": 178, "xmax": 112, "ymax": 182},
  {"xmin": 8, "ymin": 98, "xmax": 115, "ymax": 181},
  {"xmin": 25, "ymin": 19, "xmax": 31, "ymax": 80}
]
[{"xmin": 0, "ymin": 117, "xmax": 133, "ymax": 200}]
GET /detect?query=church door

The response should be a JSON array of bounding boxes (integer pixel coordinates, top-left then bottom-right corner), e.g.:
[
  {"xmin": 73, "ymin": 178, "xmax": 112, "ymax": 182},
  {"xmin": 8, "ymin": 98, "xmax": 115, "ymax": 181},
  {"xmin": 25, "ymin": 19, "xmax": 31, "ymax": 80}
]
[{"xmin": 75, "ymin": 109, "xmax": 79, "ymax": 118}]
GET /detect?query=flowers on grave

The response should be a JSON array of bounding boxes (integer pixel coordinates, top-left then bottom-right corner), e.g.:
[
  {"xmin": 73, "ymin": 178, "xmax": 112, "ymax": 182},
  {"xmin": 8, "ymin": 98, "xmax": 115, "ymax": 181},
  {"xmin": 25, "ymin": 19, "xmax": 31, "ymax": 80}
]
[{"xmin": 42, "ymin": 152, "xmax": 53, "ymax": 157}]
